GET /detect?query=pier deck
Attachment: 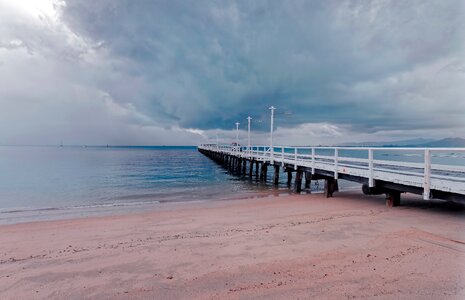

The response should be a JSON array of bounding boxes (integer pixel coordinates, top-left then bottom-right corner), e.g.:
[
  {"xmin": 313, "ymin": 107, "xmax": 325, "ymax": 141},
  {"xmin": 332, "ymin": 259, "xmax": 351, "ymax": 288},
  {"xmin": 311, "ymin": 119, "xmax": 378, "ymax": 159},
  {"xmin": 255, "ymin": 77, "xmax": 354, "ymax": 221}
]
[{"xmin": 198, "ymin": 144, "xmax": 465, "ymax": 206}]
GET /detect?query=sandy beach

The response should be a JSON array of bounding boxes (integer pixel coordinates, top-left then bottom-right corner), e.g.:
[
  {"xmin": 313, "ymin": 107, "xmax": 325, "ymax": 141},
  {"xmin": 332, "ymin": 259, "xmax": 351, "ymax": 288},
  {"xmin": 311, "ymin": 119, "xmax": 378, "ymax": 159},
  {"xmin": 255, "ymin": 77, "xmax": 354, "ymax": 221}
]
[{"xmin": 1, "ymin": 191, "xmax": 464, "ymax": 299}]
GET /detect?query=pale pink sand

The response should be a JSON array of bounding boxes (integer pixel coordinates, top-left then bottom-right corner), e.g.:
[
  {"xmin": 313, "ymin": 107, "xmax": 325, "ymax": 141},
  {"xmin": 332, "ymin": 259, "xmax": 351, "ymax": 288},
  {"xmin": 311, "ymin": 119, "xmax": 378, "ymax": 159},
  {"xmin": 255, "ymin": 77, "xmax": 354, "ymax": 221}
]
[{"xmin": 1, "ymin": 192, "xmax": 464, "ymax": 299}]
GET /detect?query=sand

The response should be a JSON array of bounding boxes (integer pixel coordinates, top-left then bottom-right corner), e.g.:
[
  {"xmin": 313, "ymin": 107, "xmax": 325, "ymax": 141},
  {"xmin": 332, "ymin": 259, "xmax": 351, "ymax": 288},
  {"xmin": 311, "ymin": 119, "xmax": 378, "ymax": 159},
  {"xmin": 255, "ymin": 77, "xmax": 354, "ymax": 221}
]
[{"xmin": 0, "ymin": 191, "xmax": 464, "ymax": 299}]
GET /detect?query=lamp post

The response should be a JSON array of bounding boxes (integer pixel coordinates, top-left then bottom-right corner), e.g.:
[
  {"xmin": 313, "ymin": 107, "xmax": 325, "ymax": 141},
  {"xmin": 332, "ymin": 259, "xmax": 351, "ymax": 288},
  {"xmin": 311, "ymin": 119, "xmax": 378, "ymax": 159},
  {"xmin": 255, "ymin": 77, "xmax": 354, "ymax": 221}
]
[
  {"xmin": 269, "ymin": 106, "xmax": 276, "ymax": 161},
  {"xmin": 235, "ymin": 122, "xmax": 240, "ymax": 151},
  {"xmin": 247, "ymin": 116, "xmax": 252, "ymax": 156}
]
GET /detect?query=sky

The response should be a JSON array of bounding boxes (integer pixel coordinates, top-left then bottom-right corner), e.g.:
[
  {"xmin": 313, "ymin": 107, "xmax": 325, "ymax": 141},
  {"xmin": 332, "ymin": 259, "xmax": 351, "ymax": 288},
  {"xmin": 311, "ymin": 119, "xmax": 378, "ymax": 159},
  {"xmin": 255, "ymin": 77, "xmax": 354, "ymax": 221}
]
[{"xmin": 0, "ymin": 0, "xmax": 464, "ymax": 146}]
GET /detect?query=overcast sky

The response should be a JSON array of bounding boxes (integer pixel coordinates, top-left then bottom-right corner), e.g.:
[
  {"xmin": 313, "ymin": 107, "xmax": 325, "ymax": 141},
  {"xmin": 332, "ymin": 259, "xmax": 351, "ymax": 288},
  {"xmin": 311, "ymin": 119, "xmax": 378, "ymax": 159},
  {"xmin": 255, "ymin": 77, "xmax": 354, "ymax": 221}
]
[{"xmin": 0, "ymin": 0, "xmax": 464, "ymax": 146}]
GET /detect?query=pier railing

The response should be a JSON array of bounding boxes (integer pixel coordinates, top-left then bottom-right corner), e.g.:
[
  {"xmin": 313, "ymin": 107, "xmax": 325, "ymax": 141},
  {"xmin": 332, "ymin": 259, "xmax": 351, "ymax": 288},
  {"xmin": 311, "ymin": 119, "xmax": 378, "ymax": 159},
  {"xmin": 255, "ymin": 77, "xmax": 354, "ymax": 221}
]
[{"xmin": 198, "ymin": 144, "xmax": 465, "ymax": 200}]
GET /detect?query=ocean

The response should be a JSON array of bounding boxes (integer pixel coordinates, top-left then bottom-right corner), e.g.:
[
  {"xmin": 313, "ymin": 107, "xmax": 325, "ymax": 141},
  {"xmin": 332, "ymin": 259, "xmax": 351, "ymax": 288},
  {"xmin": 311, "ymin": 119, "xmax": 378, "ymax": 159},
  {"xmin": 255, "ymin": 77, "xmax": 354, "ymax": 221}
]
[
  {"xmin": 0, "ymin": 146, "xmax": 291, "ymax": 224},
  {"xmin": 2, "ymin": 145, "xmax": 463, "ymax": 225}
]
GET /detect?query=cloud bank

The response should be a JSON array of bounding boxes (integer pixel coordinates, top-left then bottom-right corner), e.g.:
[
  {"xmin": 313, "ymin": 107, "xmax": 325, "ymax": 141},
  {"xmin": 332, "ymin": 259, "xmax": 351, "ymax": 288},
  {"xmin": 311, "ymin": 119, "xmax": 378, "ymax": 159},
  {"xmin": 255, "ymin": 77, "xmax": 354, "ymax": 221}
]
[{"xmin": 1, "ymin": 0, "xmax": 464, "ymax": 145}]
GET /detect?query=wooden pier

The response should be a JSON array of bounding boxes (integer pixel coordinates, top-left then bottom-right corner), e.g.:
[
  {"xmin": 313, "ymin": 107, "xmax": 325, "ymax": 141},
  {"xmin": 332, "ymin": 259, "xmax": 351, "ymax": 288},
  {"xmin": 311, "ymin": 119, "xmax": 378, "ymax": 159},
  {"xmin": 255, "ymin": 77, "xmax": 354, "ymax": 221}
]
[{"xmin": 198, "ymin": 144, "xmax": 465, "ymax": 207}]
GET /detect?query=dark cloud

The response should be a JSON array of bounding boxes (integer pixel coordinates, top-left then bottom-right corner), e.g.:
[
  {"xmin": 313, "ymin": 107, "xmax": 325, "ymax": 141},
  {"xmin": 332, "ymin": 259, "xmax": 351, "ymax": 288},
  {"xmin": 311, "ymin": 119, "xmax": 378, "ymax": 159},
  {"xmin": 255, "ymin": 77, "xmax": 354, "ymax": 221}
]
[
  {"xmin": 1, "ymin": 0, "xmax": 464, "ymax": 145},
  {"xmin": 60, "ymin": 0, "xmax": 465, "ymax": 130}
]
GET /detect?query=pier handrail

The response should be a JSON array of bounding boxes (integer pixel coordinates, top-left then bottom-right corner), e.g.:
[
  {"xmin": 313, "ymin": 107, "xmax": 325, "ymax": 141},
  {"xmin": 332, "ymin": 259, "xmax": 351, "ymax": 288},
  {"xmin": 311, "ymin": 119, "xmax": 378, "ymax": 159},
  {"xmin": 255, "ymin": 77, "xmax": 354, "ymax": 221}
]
[{"xmin": 199, "ymin": 143, "xmax": 465, "ymax": 200}]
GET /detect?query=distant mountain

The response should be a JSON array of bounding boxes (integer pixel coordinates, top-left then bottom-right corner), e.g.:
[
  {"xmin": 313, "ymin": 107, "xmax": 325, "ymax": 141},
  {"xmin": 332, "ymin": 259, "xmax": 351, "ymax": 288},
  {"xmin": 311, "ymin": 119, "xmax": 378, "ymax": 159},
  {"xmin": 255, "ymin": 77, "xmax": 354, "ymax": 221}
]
[
  {"xmin": 418, "ymin": 137, "xmax": 465, "ymax": 147},
  {"xmin": 340, "ymin": 137, "xmax": 465, "ymax": 147},
  {"xmin": 340, "ymin": 138, "xmax": 436, "ymax": 147}
]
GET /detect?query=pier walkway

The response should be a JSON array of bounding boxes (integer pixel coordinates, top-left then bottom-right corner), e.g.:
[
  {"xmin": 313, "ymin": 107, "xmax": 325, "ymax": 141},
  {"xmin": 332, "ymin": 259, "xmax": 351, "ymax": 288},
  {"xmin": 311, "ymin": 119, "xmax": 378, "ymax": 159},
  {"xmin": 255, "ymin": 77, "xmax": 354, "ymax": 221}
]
[{"xmin": 198, "ymin": 144, "xmax": 465, "ymax": 206}]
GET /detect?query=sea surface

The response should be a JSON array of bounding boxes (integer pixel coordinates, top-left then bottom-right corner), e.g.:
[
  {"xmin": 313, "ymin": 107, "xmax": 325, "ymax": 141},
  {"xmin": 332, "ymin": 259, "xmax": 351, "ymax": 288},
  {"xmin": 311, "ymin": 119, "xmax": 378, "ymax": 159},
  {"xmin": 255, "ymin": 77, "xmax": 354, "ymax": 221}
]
[
  {"xmin": 0, "ymin": 146, "xmax": 299, "ymax": 225},
  {"xmin": 1, "ymin": 146, "xmax": 463, "ymax": 225}
]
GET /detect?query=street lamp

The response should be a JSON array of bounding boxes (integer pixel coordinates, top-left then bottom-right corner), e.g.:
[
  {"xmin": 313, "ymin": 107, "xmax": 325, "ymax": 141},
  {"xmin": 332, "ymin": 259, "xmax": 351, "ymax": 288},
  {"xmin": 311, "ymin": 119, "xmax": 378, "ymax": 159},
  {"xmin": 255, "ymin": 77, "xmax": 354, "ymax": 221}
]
[
  {"xmin": 247, "ymin": 116, "xmax": 252, "ymax": 156},
  {"xmin": 269, "ymin": 106, "xmax": 276, "ymax": 161}
]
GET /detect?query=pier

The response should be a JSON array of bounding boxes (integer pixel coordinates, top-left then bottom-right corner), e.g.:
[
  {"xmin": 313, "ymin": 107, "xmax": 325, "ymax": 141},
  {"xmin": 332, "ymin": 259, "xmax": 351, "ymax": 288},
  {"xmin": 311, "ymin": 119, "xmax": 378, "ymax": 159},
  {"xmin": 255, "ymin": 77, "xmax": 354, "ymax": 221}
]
[{"xmin": 198, "ymin": 144, "xmax": 465, "ymax": 207}]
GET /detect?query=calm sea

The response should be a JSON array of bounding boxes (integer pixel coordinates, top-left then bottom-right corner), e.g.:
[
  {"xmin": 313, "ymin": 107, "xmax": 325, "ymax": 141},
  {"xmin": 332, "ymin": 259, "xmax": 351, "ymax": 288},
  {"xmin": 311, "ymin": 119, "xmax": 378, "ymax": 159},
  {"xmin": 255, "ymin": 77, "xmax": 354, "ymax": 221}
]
[
  {"xmin": 0, "ymin": 146, "xmax": 277, "ymax": 224},
  {"xmin": 1, "ymin": 146, "xmax": 463, "ymax": 224}
]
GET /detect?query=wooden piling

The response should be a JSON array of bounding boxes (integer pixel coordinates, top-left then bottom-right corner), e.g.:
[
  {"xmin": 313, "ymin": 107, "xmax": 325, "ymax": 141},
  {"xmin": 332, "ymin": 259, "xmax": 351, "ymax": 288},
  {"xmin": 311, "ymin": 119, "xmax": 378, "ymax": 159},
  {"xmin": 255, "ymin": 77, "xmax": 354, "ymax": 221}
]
[
  {"xmin": 273, "ymin": 165, "xmax": 280, "ymax": 186},
  {"xmin": 264, "ymin": 163, "xmax": 268, "ymax": 181},
  {"xmin": 294, "ymin": 170, "xmax": 303, "ymax": 193},
  {"xmin": 385, "ymin": 191, "xmax": 401, "ymax": 207},
  {"xmin": 324, "ymin": 178, "xmax": 339, "ymax": 198},
  {"xmin": 260, "ymin": 163, "xmax": 268, "ymax": 182},
  {"xmin": 249, "ymin": 159, "xmax": 254, "ymax": 177},
  {"xmin": 287, "ymin": 170, "xmax": 293, "ymax": 187},
  {"xmin": 304, "ymin": 172, "xmax": 312, "ymax": 192}
]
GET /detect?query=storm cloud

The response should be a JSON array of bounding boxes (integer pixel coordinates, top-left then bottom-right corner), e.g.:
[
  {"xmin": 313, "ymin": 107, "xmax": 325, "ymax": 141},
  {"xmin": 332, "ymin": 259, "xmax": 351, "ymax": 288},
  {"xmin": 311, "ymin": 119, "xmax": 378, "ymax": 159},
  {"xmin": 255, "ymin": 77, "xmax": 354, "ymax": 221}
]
[{"xmin": 1, "ymin": 0, "xmax": 464, "ymax": 145}]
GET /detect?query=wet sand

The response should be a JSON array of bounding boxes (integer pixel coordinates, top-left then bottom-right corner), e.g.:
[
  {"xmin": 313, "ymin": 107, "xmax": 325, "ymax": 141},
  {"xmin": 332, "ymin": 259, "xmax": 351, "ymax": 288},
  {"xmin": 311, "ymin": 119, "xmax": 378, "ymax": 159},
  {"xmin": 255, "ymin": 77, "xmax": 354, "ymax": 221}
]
[{"xmin": 1, "ymin": 191, "xmax": 464, "ymax": 299}]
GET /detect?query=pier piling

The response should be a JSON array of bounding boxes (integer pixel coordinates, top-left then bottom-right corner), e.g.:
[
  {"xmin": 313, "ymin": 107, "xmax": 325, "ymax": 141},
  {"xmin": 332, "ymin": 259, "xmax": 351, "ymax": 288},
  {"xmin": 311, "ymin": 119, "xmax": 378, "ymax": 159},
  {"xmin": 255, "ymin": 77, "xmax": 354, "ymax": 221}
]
[
  {"xmin": 260, "ymin": 163, "xmax": 268, "ymax": 182},
  {"xmin": 287, "ymin": 170, "xmax": 293, "ymax": 188},
  {"xmin": 273, "ymin": 165, "xmax": 280, "ymax": 186},
  {"xmin": 324, "ymin": 178, "xmax": 339, "ymax": 198},
  {"xmin": 294, "ymin": 170, "xmax": 303, "ymax": 193},
  {"xmin": 249, "ymin": 159, "xmax": 254, "ymax": 177},
  {"xmin": 385, "ymin": 191, "xmax": 401, "ymax": 207},
  {"xmin": 304, "ymin": 172, "xmax": 312, "ymax": 192}
]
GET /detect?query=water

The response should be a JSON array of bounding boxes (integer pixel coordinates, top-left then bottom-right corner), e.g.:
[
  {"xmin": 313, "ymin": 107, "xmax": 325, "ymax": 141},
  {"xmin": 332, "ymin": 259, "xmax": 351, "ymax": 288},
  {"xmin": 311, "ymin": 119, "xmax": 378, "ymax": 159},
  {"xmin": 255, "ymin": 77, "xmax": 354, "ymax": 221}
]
[
  {"xmin": 2, "ymin": 146, "xmax": 463, "ymax": 225},
  {"xmin": 0, "ymin": 146, "xmax": 274, "ymax": 224}
]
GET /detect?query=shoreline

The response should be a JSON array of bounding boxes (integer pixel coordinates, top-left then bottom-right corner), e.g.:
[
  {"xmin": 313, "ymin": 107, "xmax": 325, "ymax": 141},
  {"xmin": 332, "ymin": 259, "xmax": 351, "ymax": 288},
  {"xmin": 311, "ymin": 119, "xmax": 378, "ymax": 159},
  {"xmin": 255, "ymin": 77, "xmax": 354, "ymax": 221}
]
[
  {"xmin": 1, "ymin": 191, "xmax": 464, "ymax": 299},
  {"xmin": 0, "ymin": 189, "xmax": 279, "ymax": 226},
  {"xmin": 0, "ymin": 183, "xmax": 361, "ymax": 226}
]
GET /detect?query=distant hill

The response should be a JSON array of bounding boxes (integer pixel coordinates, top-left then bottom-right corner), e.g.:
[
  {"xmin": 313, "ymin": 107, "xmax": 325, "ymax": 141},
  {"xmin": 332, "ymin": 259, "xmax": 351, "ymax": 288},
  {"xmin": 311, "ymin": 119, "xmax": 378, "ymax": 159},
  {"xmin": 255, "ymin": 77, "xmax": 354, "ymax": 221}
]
[
  {"xmin": 340, "ymin": 137, "xmax": 465, "ymax": 147},
  {"xmin": 417, "ymin": 137, "xmax": 465, "ymax": 147},
  {"xmin": 341, "ymin": 138, "xmax": 435, "ymax": 147}
]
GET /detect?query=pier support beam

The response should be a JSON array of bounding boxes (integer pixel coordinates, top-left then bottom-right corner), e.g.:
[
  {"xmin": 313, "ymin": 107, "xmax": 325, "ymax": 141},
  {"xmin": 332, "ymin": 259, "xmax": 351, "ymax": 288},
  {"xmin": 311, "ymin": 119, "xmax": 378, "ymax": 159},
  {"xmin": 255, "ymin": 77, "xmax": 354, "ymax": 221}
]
[
  {"xmin": 294, "ymin": 170, "xmax": 303, "ymax": 193},
  {"xmin": 255, "ymin": 161, "xmax": 260, "ymax": 179},
  {"xmin": 273, "ymin": 165, "xmax": 280, "ymax": 186},
  {"xmin": 304, "ymin": 171, "xmax": 312, "ymax": 192},
  {"xmin": 237, "ymin": 158, "xmax": 242, "ymax": 175},
  {"xmin": 260, "ymin": 163, "xmax": 268, "ymax": 182},
  {"xmin": 287, "ymin": 170, "xmax": 293, "ymax": 188},
  {"xmin": 242, "ymin": 159, "xmax": 247, "ymax": 175},
  {"xmin": 249, "ymin": 159, "xmax": 254, "ymax": 177},
  {"xmin": 385, "ymin": 191, "xmax": 401, "ymax": 207},
  {"xmin": 324, "ymin": 178, "xmax": 339, "ymax": 198}
]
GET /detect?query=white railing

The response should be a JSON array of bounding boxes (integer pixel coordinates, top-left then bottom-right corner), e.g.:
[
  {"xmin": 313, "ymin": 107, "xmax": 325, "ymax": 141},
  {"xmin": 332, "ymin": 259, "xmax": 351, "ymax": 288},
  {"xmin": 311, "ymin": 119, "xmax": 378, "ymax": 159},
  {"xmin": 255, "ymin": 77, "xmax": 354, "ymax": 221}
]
[{"xmin": 199, "ymin": 144, "xmax": 465, "ymax": 200}]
